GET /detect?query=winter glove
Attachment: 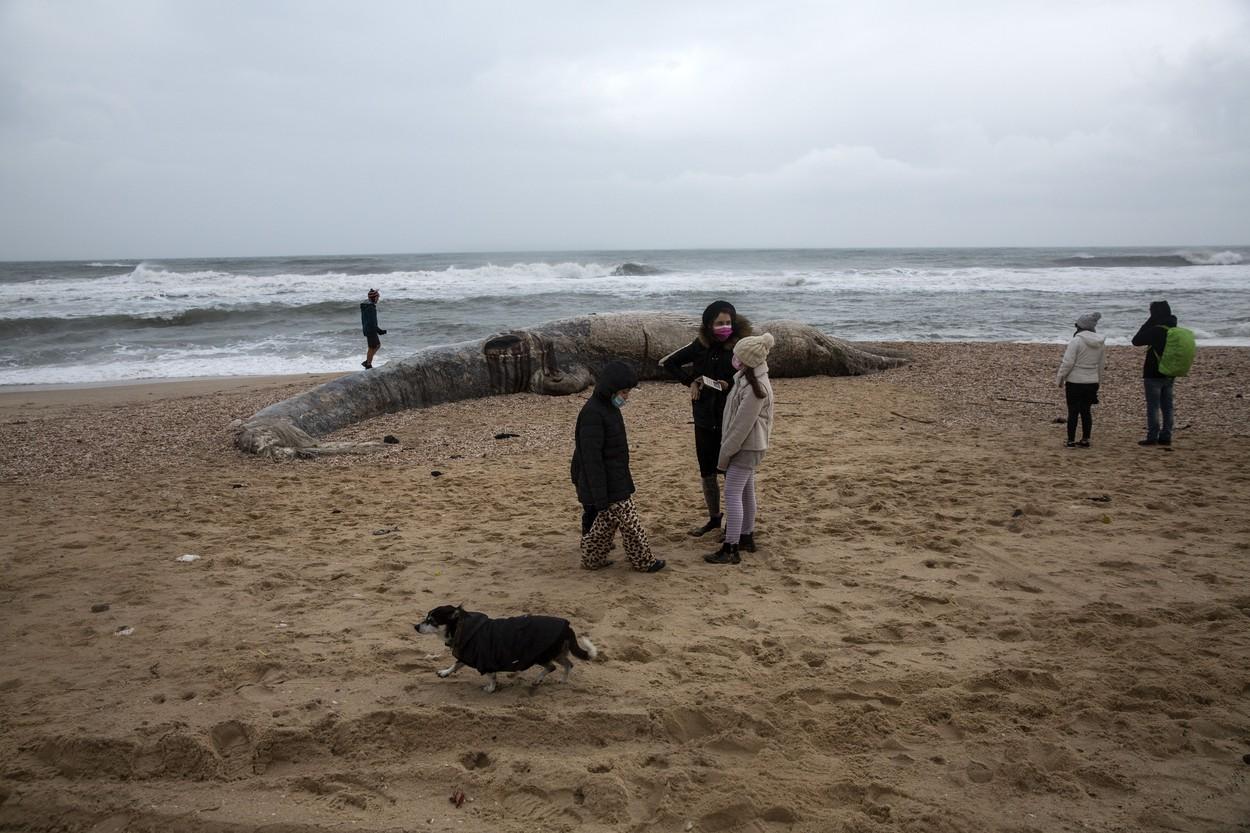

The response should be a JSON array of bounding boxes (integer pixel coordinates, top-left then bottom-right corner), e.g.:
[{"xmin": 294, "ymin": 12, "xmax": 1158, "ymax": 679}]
[{"xmin": 377, "ymin": 329, "xmax": 387, "ymax": 335}]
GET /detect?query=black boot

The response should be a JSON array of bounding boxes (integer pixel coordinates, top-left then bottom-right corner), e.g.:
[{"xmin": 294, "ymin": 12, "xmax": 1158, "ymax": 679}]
[
  {"xmin": 689, "ymin": 515, "xmax": 723, "ymax": 537},
  {"xmin": 704, "ymin": 543, "xmax": 740, "ymax": 564},
  {"xmin": 739, "ymin": 533, "xmax": 756, "ymax": 553}
]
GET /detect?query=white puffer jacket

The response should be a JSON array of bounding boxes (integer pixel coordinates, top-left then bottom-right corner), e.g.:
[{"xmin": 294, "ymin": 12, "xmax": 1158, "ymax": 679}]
[{"xmin": 1057, "ymin": 330, "xmax": 1107, "ymax": 385}]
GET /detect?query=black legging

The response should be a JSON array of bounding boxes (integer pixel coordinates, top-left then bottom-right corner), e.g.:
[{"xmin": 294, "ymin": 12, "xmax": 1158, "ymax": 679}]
[
  {"xmin": 1065, "ymin": 382, "xmax": 1099, "ymax": 442},
  {"xmin": 694, "ymin": 425, "xmax": 722, "ymax": 477}
]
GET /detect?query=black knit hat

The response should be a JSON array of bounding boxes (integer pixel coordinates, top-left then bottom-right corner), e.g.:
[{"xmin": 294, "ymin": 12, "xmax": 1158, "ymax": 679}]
[{"xmin": 702, "ymin": 300, "xmax": 736, "ymax": 328}]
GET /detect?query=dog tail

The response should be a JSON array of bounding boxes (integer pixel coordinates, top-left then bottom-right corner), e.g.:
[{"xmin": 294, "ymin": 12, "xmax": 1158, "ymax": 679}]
[{"xmin": 569, "ymin": 628, "xmax": 598, "ymax": 661}]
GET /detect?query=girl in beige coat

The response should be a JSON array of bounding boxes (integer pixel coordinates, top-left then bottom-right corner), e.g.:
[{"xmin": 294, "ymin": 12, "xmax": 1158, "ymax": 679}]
[{"xmin": 706, "ymin": 333, "xmax": 775, "ymax": 565}]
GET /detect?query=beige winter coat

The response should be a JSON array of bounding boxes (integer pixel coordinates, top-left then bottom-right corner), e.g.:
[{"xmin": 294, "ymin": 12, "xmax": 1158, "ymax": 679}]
[{"xmin": 717, "ymin": 362, "xmax": 774, "ymax": 471}]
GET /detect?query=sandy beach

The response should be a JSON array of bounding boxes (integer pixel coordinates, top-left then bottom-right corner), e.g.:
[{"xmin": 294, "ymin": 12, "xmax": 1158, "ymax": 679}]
[{"xmin": 1, "ymin": 343, "xmax": 1248, "ymax": 832}]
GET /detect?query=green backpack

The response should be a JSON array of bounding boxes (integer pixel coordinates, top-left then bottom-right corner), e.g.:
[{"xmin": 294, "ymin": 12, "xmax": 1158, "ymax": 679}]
[{"xmin": 1155, "ymin": 325, "xmax": 1196, "ymax": 377}]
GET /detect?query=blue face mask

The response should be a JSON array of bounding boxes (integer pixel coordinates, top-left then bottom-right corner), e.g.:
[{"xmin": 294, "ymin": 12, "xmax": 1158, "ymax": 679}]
[{"xmin": 611, "ymin": 394, "xmax": 627, "ymax": 408}]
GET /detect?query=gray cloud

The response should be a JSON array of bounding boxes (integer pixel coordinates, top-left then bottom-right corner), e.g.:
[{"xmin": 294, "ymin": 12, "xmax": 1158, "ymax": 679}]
[{"xmin": 1, "ymin": 0, "xmax": 1247, "ymax": 258}]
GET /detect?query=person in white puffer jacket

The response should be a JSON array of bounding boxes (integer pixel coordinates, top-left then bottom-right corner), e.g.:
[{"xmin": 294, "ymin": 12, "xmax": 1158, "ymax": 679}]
[{"xmin": 1057, "ymin": 311, "xmax": 1107, "ymax": 448}]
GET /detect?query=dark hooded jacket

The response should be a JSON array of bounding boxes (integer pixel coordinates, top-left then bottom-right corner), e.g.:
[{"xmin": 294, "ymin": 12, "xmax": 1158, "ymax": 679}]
[
  {"xmin": 571, "ymin": 361, "xmax": 637, "ymax": 509},
  {"xmin": 361, "ymin": 302, "xmax": 383, "ymax": 337},
  {"xmin": 1130, "ymin": 300, "xmax": 1178, "ymax": 379},
  {"xmin": 660, "ymin": 303, "xmax": 752, "ymax": 430},
  {"xmin": 451, "ymin": 611, "xmax": 570, "ymax": 674}
]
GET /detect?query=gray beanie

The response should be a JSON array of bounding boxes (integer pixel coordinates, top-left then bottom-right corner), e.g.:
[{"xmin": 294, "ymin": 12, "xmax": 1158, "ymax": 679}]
[{"xmin": 1075, "ymin": 311, "xmax": 1101, "ymax": 332}]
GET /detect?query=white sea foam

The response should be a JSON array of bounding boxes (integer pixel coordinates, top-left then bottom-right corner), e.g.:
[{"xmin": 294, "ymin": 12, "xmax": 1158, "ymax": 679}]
[
  {"xmin": 0, "ymin": 349, "xmax": 358, "ymax": 386},
  {"xmin": 3, "ymin": 260, "xmax": 1250, "ymax": 321}
]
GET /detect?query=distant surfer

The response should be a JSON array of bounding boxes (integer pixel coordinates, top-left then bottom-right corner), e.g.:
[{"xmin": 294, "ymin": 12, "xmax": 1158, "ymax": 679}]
[{"xmin": 360, "ymin": 288, "xmax": 386, "ymax": 369}]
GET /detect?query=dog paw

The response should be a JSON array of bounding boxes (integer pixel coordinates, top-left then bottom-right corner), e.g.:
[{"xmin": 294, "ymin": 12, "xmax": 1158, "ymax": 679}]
[{"xmin": 436, "ymin": 669, "xmax": 451, "ymax": 678}]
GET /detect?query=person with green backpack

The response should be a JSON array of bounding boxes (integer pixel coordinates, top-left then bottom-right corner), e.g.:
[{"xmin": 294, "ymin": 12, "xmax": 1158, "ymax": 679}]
[{"xmin": 1131, "ymin": 300, "xmax": 1196, "ymax": 447}]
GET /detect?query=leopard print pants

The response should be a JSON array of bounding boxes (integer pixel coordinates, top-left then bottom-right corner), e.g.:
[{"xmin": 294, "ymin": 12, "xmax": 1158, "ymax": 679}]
[{"xmin": 580, "ymin": 497, "xmax": 655, "ymax": 571}]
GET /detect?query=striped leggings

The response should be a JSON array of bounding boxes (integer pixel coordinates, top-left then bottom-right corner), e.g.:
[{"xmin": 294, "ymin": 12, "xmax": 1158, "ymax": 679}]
[{"xmin": 723, "ymin": 463, "xmax": 757, "ymax": 545}]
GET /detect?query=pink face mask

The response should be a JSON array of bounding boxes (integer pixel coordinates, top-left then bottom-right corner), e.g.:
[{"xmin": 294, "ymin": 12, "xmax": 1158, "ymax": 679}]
[
  {"xmin": 712, "ymin": 325, "xmax": 733, "ymax": 341},
  {"xmin": 731, "ymin": 355, "xmax": 743, "ymax": 370}
]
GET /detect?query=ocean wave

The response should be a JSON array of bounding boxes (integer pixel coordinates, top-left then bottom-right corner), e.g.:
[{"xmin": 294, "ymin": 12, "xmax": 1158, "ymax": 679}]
[
  {"xmin": 2, "ymin": 259, "xmax": 1249, "ymax": 327},
  {"xmin": 1182, "ymin": 250, "xmax": 1244, "ymax": 266},
  {"xmin": 0, "ymin": 352, "xmax": 357, "ymax": 386},
  {"xmin": 611, "ymin": 262, "xmax": 666, "ymax": 276},
  {"xmin": 1054, "ymin": 251, "xmax": 1244, "ymax": 268},
  {"xmin": 0, "ymin": 304, "xmax": 346, "ymax": 337},
  {"xmin": 1055, "ymin": 254, "xmax": 1191, "ymax": 267}
]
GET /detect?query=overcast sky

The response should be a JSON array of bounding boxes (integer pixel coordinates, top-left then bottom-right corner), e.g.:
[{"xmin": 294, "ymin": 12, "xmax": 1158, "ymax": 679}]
[{"xmin": 1, "ymin": 1, "xmax": 1248, "ymax": 259}]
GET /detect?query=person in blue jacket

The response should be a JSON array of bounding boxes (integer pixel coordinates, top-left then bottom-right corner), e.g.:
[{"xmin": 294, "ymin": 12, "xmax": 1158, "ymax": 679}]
[{"xmin": 360, "ymin": 288, "xmax": 387, "ymax": 369}]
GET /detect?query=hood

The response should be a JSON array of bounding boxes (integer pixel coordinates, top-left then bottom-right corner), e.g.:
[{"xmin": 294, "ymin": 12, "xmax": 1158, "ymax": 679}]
[
  {"xmin": 593, "ymin": 360, "xmax": 638, "ymax": 397},
  {"xmin": 1149, "ymin": 300, "xmax": 1172, "ymax": 322},
  {"xmin": 1077, "ymin": 330, "xmax": 1106, "ymax": 347}
]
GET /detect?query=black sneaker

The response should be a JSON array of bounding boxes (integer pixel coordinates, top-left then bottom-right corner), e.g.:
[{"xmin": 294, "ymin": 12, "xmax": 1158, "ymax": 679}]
[
  {"xmin": 1077, "ymin": 439, "xmax": 1090, "ymax": 448},
  {"xmin": 704, "ymin": 543, "xmax": 740, "ymax": 565},
  {"xmin": 644, "ymin": 559, "xmax": 666, "ymax": 573},
  {"xmin": 740, "ymin": 533, "xmax": 757, "ymax": 553},
  {"xmin": 1065, "ymin": 441, "xmax": 1077, "ymax": 448},
  {"xmin": 1158, "ymin": 438, "xmax": 1172, "ymax": 446},
  {"xmin": 688, "ymin": 515, "xmax": 723, "ymax": 537},
  {"xmin": 361, "ymin": 361, "xmax": 373, "ymax": 369},
  {"xmin": 1138, "ymin": 439, "xmax": 1158, "ymax": 446}
]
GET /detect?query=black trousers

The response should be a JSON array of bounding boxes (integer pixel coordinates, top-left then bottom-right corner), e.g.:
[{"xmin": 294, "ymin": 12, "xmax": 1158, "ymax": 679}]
[
  {"xmin": 1065, "ymin": 382, "xmax": 1099, "ymax": 442},
  {"xmin": 694, "ymin": 425, "xmax": 722, "ymax": 477}
]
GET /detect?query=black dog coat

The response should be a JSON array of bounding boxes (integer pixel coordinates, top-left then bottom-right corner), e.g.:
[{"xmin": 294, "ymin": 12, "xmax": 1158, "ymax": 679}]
[{"xmin": 452, "ymin": 612, "xmax": 570, "ymax": 674}]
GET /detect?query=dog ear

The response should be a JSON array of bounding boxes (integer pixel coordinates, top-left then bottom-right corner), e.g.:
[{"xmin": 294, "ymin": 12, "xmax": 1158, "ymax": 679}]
[{"xmin": 453, "ymin": 604, "xmax": 465, "ymax": 618}]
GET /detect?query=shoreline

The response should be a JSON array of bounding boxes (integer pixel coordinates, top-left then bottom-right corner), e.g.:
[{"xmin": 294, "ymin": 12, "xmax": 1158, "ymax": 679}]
[
  {"xmin": 0, "ymin": 372, "xmax": 345, "ymax": 414},
  {"xmin": 3, "ymin": 339, "xmax": 1247, "ymax": 400},
  {"xmin": 0, "ymin": 371, "xmax": 345, "ymax": 396}
]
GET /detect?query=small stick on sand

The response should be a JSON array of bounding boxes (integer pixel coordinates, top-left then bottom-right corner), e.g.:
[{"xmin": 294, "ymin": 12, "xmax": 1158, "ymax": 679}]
[{"xmin": 993, "ymin": 396, "xmax": 1056, "ymax": 406}]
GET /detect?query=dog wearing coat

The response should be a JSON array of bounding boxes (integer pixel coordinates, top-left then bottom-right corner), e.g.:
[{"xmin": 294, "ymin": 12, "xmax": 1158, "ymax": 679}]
[{"xmin": 415, "ymin": 605, "xmax": 598, "ymax": 693}]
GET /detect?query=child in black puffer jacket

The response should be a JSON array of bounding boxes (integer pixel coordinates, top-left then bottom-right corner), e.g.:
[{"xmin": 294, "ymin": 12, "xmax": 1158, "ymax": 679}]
[{"xmin": 571, "ymin": 361, "xmax": 666, "ymax": 573}]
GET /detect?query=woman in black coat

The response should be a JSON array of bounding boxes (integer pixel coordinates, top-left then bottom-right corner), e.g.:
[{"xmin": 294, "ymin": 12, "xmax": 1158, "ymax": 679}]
[{"xmin": 660, "ymin": 300, "xmax": 751, "ymax": 536}]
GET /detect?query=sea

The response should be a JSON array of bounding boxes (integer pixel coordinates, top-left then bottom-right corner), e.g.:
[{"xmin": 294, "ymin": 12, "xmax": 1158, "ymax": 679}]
[{"xmin": 1, "ymin": 247, "xmax": 1248, "ymax": 386}]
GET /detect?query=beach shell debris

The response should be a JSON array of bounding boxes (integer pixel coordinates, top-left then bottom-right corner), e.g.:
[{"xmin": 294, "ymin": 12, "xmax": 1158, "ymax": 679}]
[{"xmin": 175, "ymin": 553, "xmax": 201, "ymax": 563}]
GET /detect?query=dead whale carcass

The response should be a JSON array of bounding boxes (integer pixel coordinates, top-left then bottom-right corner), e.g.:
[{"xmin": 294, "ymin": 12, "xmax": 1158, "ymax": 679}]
[{"xmin": 232, "ymin": 312, "xmax": 907, "ymax": 458}]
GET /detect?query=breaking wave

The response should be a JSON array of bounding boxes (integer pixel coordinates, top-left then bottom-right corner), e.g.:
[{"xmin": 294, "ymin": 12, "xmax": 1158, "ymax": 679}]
[{"xmin": 1055, "ymin": 251, "xmax": 1243, "ymax": 268}]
